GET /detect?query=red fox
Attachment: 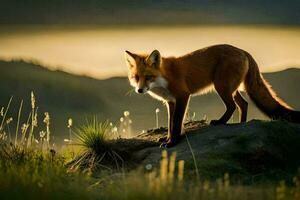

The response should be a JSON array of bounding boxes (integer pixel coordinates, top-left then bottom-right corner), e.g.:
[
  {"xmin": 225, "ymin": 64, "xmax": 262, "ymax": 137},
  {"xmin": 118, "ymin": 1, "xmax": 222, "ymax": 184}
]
[{"xmin": 125, "ymin": 44, "xmax": 300, "ymax": 147}]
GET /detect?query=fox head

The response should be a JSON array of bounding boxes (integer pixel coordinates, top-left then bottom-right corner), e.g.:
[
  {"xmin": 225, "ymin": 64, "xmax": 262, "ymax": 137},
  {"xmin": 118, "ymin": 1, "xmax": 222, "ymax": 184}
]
[{"xmin": 125, "ymin": 50, "xmax": 165, "ymax": 94}]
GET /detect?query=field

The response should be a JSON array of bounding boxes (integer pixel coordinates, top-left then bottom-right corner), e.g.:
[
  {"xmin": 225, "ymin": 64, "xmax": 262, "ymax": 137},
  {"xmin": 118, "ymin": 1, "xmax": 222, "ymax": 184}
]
[
  {"xmin": 0, "ymin": 94, "xmax": 300, "ymax": 200},
  {"xmin": 0, "ymin": 22, "xmax": 299, "ymax": 199}
]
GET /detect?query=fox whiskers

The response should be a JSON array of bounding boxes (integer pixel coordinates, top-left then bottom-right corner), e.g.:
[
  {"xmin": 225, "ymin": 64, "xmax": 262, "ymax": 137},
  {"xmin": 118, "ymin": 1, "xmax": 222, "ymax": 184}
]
[{"xmin": 125, "ymin": 88, "xmax": 135, "ymax": 96}]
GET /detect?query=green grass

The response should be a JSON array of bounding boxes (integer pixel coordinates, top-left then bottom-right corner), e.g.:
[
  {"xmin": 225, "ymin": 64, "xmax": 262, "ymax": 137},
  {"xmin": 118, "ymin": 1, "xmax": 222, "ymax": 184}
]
[
  {"xmin": 0, "ymin": 143, "xmax": 94, "ymax": 200},
  {"xmin": 1, "ymin": 93, "xmax": 300, "ymax": 199},
  {"xmin": 69, "ymin": 118, "xmax": 126, "ymax": 171},
  {"xmin": 1, "ymin": 141, "xmax": 300, "ymax": 200},
  {"xmin": 0, "ymin": 119, "xmax": 300, "ymax": 200}
]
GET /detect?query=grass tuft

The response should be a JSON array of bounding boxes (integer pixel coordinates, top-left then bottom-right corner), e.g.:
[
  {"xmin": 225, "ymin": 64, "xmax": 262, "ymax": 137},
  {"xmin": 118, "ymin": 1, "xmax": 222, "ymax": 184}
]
[{"xmin": 69, "ymin": 118, "xmax": 125, "ymax": 171}]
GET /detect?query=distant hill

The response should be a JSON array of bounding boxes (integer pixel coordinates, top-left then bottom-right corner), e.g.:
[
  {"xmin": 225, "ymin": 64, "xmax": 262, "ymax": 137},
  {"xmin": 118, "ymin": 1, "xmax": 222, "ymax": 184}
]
[
  {"xmin": 0, "ymin": 0, "xmax": 299, "ymax": 25},
  {"xmin": 0, "ymin": 59, "xmax": 299, "ymax": 142},
  {"xmin": 0, "ymin": 60, "xmax": 164, "ymax": 141}
]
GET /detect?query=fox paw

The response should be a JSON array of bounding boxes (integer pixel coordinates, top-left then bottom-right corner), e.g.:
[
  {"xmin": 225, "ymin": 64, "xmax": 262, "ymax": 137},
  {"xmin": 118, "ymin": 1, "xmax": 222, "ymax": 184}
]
[
  {"xmin": 159, "ymin": 140, "xmax": 178, "ymax": 148},
  {"xmin": 210, "ymin": 120, "xmax": 225, "ymax": 126},
  {"xmin": 158, "ymin": 136, "xmax": 169, "ymax": 143}
]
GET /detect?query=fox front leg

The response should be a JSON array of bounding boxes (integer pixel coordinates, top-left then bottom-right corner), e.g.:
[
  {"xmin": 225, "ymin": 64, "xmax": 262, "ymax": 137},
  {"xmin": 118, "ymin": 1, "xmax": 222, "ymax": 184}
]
[
  {"xmin": 160, "ymin": 96, "xmax": 189, "ymax": 148},
  {"xmin": 158, "ymin": 101, "xmax": 175, "ymax": 143}
]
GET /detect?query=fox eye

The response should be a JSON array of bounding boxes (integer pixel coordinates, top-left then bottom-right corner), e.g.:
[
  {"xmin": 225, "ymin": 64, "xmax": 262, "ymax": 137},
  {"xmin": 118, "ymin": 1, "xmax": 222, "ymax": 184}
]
[
  {"xmin": 134, "ymin": 75, "xmax": 139, "ymax": 81},
  {"xmin": 145, "ymin": 75, "xmax": 154, "ymax": 81}
]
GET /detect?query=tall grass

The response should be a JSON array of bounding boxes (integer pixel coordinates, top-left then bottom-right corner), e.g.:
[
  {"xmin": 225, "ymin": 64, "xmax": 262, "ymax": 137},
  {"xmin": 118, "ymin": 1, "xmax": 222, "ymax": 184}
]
[
  {"xmin": 0, "ymin": 92, "xmax": 53, "ymax": 151},
  {"xmin": 14, "ymin": 100, "xmax": 23, "ymax": 145},
  {"xmin": 1, "ymin": 140, "xmax": 299, "ymax": 200},
  {"xmin": 0, "ymin": 93, "xmax": 300, "ymax": 200},
  {"xmin": 0, "ymin": 142, "xmax": 95, "ymax": 200},
  {"xmin": 185, "ymin": 134, "xmax": 200, "ymax": 180},
  {"xmin": 88, "ymin": 151, "xmax": 299, "ymax": 200}
]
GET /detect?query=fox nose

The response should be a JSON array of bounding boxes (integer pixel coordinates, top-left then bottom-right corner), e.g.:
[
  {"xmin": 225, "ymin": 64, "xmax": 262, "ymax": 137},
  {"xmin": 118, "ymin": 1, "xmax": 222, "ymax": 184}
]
[{"xmin": 137, "ymin": 88, "xmax": 144, "ymax": 93}]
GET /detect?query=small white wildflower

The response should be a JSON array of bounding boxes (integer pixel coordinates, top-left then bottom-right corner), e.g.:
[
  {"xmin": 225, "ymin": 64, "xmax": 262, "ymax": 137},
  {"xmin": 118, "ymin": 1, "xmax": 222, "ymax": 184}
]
[
  {"xmin": 64, "ymin": 139, "xmax": 70, "ymax": 142},
  {"xmin": 120, "ymin": 117, "xmax": 124, "ymax": 122},
  {"xmin": 112, "ymin": 127, "xmax": 118, "ymax": 132},
  {"xmin": 67, "ymin": 118, "xmax": 73, "ymax": 128},
  {"xmin": 34, "ymin": 139, "xmax": 39, "ymax": 144},
  {"xmin": 109, "ymin": 122, "xmax": 113, "ymax": 126},
  {"xmin": 124, "ymin": 111, "xmax": 130, "ymax": 117},
  {"xmin": 155, "ymin": 108, "xmax": 160, "ymax": 113},
  {"xmin": 145, "ymin": 164, "xmax": 152, "ymax": 170},
  {"xmin": 6, "ymin": 117, "xmax": 13, "ymax": 124}
]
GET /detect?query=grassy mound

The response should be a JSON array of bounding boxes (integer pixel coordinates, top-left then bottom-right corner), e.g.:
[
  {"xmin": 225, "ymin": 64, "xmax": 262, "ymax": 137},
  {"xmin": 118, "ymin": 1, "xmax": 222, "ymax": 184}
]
[
  {"xmin": 67, "ymin": 119, "xmax": 300, "ymax": 184},
  {"xmin": 169, "ymin": 120, "xmax": 300, "ymax": 183}
]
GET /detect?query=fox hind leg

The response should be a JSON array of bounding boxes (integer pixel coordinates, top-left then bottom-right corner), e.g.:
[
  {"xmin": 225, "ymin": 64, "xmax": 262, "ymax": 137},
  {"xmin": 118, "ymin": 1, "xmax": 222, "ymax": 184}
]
[
  {"xmin": 234, "ymin": 91, "xmax": 248, "ymax": 122},
  {"xmin": 211, "ymin": 59, "xmax": 248, "ymax": 125},
  {"xmin": 210, "ymin": 89, "xmax": 237, "ymax": 125}
]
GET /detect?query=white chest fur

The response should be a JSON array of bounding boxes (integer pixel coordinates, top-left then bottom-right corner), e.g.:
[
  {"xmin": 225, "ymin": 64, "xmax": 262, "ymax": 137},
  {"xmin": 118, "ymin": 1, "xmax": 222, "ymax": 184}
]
[{"xmin": 148, "ymin": 76, "xmax": 175, "ymax": 102}]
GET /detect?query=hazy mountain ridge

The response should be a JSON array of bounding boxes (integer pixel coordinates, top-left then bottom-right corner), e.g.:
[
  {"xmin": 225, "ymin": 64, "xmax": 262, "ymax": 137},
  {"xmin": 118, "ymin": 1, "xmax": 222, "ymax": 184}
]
[
  {"xmin": 0, "ymin": 59, "xmax": 299, "ymax": 140},
  {"xmin": 0, "ymin": 59, "xmax": 164, "ymax": 139}
]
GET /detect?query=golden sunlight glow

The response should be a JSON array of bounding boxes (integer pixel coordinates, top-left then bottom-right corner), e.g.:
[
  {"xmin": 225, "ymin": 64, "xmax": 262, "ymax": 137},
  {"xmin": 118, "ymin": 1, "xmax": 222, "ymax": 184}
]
[{"xmin": 0, "ymin": 26, "xmax": 299, "ymax": 79}]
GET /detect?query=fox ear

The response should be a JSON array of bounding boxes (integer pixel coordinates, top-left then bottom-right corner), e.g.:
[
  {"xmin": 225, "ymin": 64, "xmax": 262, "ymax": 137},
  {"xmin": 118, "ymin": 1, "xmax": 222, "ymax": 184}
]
[
  {"xmin": 146, "ymin": 50, "xmax": 161, "ymax": 68},
  {"xmin": 125, "ymin": 50, "xmax": 137, "ymax": 68}
]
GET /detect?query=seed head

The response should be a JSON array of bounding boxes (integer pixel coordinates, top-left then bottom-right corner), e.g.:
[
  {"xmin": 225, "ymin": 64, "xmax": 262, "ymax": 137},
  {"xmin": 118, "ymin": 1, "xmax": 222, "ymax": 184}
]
[
  {"xmin": 43, "ymin": 112, "xmax": 50, "ymax": 125},
  {"xmin": 21, "ymin": 123, "xmax": 29, "ymax": 133},
  {"xmin": 67, "ymin": 118, "xmax": 73, "ymax": 128},
  {"xmin": 0, "ymin": 107, "xmax": 4, "ymax": 116},
  {"xmin": 39, "ymin": 131, "xmax": 46, "ymax": 138},
  {"xmin": 6, "ymin": 117, "xmax": 13, "ymax": 124},
  {"xmin": 33, "ymin": 114, "xmax": 38, "ymax": 127},
  {"xmin": 31, "ymin": 91, "xmax": 36, "ymax": 109}
]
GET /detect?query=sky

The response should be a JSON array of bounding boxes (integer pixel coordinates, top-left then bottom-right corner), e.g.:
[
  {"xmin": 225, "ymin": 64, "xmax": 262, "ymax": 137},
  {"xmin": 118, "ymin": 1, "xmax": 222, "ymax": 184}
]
[
  {"xmin": 0, "ymin": 1, "xmax": 299, "ymax": 79},
  {"xmin": 0, "ymin": 25, "xmax": 299, "ymax": 79}
]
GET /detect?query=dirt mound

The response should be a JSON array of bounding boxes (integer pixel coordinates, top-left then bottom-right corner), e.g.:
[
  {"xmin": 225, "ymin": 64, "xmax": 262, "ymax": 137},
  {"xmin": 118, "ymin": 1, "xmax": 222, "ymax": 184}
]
[{"xmin": 117, "ymin": 120, "xmax": 300, "ymax": 182}]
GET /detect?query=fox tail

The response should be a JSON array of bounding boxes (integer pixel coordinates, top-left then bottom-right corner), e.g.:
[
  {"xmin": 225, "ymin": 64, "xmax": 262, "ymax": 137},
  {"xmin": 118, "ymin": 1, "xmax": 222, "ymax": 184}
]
[{"xmin": 244, "ymin": 52, "xmax": 300, "ymax": 123}]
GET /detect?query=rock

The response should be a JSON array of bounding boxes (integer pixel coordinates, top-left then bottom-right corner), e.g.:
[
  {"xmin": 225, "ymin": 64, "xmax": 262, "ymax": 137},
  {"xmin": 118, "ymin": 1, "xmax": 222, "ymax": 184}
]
[{"xmin": 127, "ymin": 120, "xmax": 300, "ymax": 182}]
